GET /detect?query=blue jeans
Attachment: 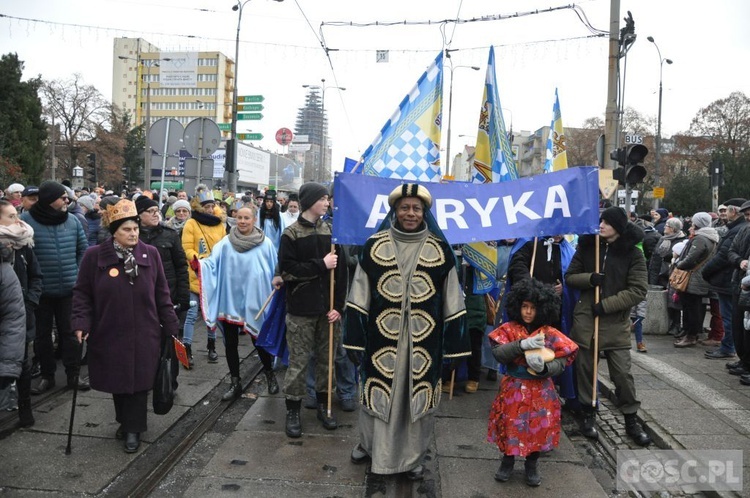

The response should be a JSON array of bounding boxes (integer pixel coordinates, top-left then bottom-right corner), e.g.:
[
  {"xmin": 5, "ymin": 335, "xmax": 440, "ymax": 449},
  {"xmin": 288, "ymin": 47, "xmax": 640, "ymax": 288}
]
[
  {"xmin": 631, "ymin": 316, "xmax": 644, "ymax": 343},
  {"xmin": 718, "ymin": 293, "xmax": 735, "ymax": 354},
  {"xmin": 306, "ymin": 338, "xmax": 357, "ymax": 401},
  {"xmin": 182, "ymin": 292, "xmax": 215, "ymax": 346}
]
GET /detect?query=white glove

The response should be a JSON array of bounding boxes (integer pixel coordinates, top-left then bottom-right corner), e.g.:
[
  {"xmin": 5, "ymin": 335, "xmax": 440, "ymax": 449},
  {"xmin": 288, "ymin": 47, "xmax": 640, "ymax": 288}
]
[
  {"xmin": 526, "ymin": 353, "xmax": 545, "ymax": 373},
  {"xmin": 520, "ymin": 334, "xmax": 545, "ymax": 351}
]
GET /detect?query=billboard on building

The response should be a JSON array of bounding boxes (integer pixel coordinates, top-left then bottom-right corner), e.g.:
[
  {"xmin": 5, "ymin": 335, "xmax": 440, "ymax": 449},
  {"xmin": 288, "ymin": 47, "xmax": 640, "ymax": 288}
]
[
  {"xmin": 236, "ymin": 142, "xmax": 270, "ymax": 186},
  {"xmin": 159, "ymin": 52, "xmax": 198, "ymax": 88}
]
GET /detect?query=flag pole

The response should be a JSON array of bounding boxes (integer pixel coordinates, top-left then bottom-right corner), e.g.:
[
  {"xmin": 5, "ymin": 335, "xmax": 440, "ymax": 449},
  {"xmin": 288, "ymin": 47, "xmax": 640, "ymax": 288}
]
[
  {"xmin": 592, "ymin": 235, "xmax": 601, "ymax": 407},
  {"xmin": 327, "ymin": 243, "xmax": 336, "ymax": 418},
  {"xmin": 529, "ymin": 237, "xmax": 538, "ymax": 277}
]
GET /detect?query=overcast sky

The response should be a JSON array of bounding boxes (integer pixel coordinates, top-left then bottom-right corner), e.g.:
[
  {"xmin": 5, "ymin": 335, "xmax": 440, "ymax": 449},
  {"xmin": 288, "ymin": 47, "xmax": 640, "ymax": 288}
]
[{"xmin": 3, "ymin": 0, "xmax": 749, "ymax": 176}]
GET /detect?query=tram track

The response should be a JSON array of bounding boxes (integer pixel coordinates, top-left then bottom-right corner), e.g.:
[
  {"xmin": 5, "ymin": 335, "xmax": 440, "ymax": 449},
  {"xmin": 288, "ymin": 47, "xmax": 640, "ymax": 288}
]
[{"xmin": 105, "ymin": 353, "xmax": 264, "ymax": 497}]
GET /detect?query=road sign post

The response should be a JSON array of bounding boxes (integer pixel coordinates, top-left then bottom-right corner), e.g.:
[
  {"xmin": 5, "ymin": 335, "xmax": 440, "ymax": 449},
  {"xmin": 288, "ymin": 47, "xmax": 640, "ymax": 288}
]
[
  {"xmin": 237, "ymin": 133, "xmax": 264, "ymax": 141},
  {"xmin": 237, "ymin": 113, "xmax": 263, "ymax": 120},
  {"xmin": 238, "ymin": 104, "xmax": 264, "ymax": 112},
  {"xmin": 238, "ymin": 95, "xmax": 264, "ymax": 103}
]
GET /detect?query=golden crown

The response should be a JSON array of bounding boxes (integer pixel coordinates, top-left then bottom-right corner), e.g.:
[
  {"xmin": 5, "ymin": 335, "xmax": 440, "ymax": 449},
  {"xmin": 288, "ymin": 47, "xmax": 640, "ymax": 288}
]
[{"xmin": 107, "ymin": 199, "xmax": 138, "ymax": 223}]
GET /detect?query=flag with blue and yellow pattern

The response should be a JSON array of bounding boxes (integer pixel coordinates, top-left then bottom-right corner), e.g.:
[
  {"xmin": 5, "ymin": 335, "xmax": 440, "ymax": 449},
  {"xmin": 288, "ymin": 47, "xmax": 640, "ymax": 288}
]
[
  {"xmin": 543, "ymin": 88, "xmax": 568, "ymax": 173},
  {"xmin": 360, "ymin": 52, "xmax": 444, "ymax": 182}
]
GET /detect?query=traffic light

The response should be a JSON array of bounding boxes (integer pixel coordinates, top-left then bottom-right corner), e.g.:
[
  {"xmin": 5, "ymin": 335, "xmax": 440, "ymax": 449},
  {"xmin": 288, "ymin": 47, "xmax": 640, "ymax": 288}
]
[
  {"xmin": 224, "ymin": 139, "xmax": 236, "ymax": 173},
  {"xmin": 610, "ymin": 144, "xmax": 648, "ymax": 185},
  {"xmin": 709, "ymin": 160, "xmax": 724, "ymax": 188},
  {"xmin": 87, "ymin": 153, "xmax": 98, "ymax": 186}
]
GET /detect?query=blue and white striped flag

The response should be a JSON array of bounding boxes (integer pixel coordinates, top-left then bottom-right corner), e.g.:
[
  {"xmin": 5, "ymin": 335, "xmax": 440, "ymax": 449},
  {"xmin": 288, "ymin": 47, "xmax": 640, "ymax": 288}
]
[
  {"xmin": 471, "ymin": 46, "xmax": 518, "ymax": 184},
  {"xmin": 360, "ymin": 52, "xmax": 444, "ymax": 182},
  {"xmin": 543, "ymin": 88, "xmax": 568, "ymax": 173}
]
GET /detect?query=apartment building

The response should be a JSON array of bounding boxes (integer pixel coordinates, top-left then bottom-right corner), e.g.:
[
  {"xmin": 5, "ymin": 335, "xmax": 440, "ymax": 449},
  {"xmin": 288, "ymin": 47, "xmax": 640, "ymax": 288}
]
[{"xmin": 112, "ymin": 37, "xmax": 234, "ymax": 129}]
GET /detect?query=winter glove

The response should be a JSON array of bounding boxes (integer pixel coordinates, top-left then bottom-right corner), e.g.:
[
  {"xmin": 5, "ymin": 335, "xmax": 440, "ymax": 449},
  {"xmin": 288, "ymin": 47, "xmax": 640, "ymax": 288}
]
[
  {"xmin": 526, "ymin": 353, "xmax": 546, "ymax": 373},
  {"xmin": 520, "ymin": 333, "xmax": 546, "ymax": 351},
  {"xmin": 589, "ymin": 272, "xmax": 605, "ymax": 286},
  {"xmin": 592, "ymin": 302, "xmax": 605, "ymax": 317},
  {"xmin": 346, "ymin": 350, "xmax": 362, "ymax": 366}
]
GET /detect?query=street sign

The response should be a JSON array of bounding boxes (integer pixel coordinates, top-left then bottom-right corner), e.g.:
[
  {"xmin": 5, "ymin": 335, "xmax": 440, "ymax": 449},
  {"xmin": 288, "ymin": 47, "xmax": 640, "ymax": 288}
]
[
  {"xmin": 218, "ymin": 123, "xmax": 231, "ymax": 131},
  {"xmin": 183, "ymin": 118, "xmax": 221, "ymax": 157},
  {"xmin": 238, "ymin": 113, "xmax": 263, "ymax": 121},
  {"xmin": 293, "ymin": 134, "xmax": 309, "ymax": 143},
  {"xmin": 149, "ymin": 118, "xmax": 184, "ymax": 156},
  {"xmin": 624, "ymin": 134, "xmax": 643, "ymax": 144},
  {"xmin": 653, "ymin": 187, "xmax": 665, "ymax": 199},
  {"xmin": 238, "ymin": 104, "xmax": 263, "ymax": 112},
  {"xmin": 238, "ymin": 95, "xmax": 264, "ymax": 103},
  {"xmin": 237, "ymin": 133, "xmax": 264, "ymax": 141},
  {"xmin": 276, "ymin": 127, "xmax": 293, "ymax": 146}
]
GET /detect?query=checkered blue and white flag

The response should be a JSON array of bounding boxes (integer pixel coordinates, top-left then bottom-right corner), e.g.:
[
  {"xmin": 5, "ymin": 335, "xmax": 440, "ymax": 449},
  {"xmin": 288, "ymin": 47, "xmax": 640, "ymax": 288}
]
[{"xmin": 360, "ymin": 52, "xmax": 444, "ymax": 182}]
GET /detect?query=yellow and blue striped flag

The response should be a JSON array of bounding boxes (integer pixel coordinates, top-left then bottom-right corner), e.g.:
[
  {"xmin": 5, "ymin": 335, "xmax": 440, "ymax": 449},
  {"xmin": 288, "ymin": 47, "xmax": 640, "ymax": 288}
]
[
  {"xmin": 465, "ymin": 46, "xmax": 518, "ymax": 294},
  {"xmin": 360, "ymin": 52, "xmax": 444, "ymax": 182},
  {"xmin": 543, "ymin": 88, "xmax": 568, "ymax": 173}
]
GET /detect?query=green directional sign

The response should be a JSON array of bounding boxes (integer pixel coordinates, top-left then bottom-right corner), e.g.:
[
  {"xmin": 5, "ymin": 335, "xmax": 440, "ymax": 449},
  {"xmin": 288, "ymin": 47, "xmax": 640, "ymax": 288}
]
[
  {"xmin": 237, "ymin": 133, "xmax": 264, "ymax": 141},
  {"xmin": 238, "ymin": 104, "xmax": 264, "ymax": 112},
  {"xmin": 218, "ymin": 123, "xmax": 231, "ymax": 131},
  {"xmin": 237, "ymin": 113, "xmax": 263, "ymax": 121},
  {"xmin": 238, "ymin": 95, "xmax": 264, "ymax": 103}
]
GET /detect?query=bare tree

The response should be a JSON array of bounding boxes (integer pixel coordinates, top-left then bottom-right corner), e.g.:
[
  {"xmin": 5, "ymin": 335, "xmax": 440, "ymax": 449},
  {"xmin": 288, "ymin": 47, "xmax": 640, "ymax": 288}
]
[
  {"xmin": 41, "ymin": 74, "xmax": 111, "ymax": 181},
  {"xmin": 688, "ymin": 91, "xmax": 750, "ymax": 159},
  {"xmin": 567, "ymin": 116, "xmax": 604, "ymax": 167}
]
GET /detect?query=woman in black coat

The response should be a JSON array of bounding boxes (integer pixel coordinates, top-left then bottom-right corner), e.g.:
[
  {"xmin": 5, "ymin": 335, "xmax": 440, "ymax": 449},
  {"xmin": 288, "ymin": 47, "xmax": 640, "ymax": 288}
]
[{"xmin": 0, "ymin": 199, "xmax": 43, "ymax": 427}]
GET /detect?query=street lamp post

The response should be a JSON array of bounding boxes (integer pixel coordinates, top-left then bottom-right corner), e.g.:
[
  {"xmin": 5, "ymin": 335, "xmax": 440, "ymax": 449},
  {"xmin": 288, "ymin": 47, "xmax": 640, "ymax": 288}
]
[
  {"xmin": 302, "ymin": 79, "xmax": 345, "ymax": 182},
  {"xmin": 647, "ymin": 36, "xmax": 673, "ymax": 209},
  {"xmin": 119, "ymin": 55, "xmax": 170, "ymax": 190},
  {"xmin": 444, "ymin": 62, "xmax": 480, "ymax": 179},
  {"xmin": 228, "ymin": 0, "xmax": 284, "ymax": 194}
]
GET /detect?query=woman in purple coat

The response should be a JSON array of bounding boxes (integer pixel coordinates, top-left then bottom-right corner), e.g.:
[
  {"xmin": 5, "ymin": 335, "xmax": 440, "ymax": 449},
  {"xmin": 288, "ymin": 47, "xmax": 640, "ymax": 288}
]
[{"xmin": 72, "ymin": 199, "xmax": 179, "ymax": 453}]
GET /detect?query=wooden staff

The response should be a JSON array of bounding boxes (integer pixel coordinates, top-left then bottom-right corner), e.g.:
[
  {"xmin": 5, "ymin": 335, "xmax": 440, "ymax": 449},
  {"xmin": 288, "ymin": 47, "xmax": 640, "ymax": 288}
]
[
  {"xmin": 254, "ymin": 288, "xmax": 277, "ymax": 321},
  {"xmin": 449, "ymin": 369, "xmax": 456, "ymax": 400},
  {"xmin": 592, "ymin": 235, "xmax": 601, "ymax": 407},
  {"xmin": 529, "ymin": 237, "xmax": 538, "ymax": 277},
  {"xmin": 327, "ymin": 243, "xmax": 336, "ymax": 418}
]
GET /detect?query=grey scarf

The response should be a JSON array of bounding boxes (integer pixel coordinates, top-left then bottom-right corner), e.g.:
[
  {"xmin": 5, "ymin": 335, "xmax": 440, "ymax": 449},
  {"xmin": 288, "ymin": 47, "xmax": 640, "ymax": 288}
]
[
  {"xmin": 655, "ymin": 231, "xmax": 685, "ymax": 258},
  {"xmin": 228, "ymin": 225, "xmax": 264, "ymax": 253},
  {"xmin": 113, "ymin": 241, "xmax": 138, "ymax": 284}
]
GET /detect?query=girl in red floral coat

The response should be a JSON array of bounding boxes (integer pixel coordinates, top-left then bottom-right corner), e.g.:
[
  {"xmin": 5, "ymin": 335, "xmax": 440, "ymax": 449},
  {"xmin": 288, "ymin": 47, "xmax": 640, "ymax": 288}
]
[{"xmin": 487, "ymin": 278, "xmax": 578, "ymax": 487}]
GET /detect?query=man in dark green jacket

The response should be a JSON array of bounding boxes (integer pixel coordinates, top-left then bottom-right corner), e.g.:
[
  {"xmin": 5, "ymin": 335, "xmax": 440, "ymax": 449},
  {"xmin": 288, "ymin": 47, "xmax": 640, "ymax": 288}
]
[{"xmin": 565, "ymin": 206, "xmax": 650, "ymax": 446}]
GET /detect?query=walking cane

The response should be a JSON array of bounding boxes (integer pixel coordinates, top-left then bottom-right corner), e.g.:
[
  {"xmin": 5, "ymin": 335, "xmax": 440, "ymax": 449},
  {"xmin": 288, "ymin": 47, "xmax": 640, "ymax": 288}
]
[
  {"xmin": 65, "ymin": 340, "xmax": 84, "ymax": 455},
  {"xmin": 591, "ymin": 235, "xmax": 601, "ymax": 408},
  {"xmin": 327, "ymin": 244, "xmax": 336, "ymax": 419}
]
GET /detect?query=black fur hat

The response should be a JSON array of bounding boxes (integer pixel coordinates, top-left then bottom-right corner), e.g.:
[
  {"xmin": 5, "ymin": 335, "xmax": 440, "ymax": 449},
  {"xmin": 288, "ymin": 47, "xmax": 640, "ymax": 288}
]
[{"xmin": 505, "ymin": 279, "xmax": 561, "ymax": 329}]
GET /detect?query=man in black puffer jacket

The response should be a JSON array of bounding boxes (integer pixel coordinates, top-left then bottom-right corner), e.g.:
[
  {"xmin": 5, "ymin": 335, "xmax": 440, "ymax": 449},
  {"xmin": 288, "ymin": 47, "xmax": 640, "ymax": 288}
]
[
  {"xmin": 135, "ymin": 196, "xmax": 190, "ymax": 316},
  {"xmin": 702, "ymin": 198, "xmax": 747, "ymax": 360},
  {"xmin": 136, "ymin": 196, "xmax": 190, "ymax": 389}
]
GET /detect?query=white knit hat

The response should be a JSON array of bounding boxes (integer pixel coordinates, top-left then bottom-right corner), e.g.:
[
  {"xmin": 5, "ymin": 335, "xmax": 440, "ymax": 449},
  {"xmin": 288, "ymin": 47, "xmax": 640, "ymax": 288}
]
[{"xmin": 6, "ymin": 183, "xmax": 24, "ymax": 194}]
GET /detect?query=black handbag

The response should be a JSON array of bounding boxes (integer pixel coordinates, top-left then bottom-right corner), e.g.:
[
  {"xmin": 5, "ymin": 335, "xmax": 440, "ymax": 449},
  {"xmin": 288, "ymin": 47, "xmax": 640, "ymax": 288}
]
[{"xmin": 153, "ymin": 336, "xmax": 176, "ymax": 415}]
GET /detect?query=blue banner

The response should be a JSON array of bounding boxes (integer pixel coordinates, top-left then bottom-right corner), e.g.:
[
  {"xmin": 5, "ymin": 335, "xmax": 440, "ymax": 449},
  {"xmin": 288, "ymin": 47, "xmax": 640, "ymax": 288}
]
[{"xmin": 332, "ymin": 167, "xmax": 600, "ymax": 245}]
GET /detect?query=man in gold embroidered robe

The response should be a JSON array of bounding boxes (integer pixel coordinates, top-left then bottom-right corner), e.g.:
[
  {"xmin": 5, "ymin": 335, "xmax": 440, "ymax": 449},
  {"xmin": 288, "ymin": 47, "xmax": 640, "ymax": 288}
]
[{"xmin": 344, "ymin": 183, "xmax": 470, "ymax": 480}]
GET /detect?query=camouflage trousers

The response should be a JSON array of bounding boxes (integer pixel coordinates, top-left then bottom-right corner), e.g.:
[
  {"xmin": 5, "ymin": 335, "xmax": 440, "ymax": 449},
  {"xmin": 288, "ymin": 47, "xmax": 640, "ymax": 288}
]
[{"xmin": 283, "ymin": 313, "xmax": 341, "ymax": 400}]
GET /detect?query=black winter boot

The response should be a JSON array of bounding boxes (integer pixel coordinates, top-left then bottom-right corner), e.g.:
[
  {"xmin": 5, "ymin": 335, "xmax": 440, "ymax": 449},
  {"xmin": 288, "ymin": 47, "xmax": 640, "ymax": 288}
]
[
  {"xmin": 316, "ymin": 392, "xmax": 338, "ymax": 430},
  {"xmin": 18, "ymin": 399, "xmax": 34, "ymax": 428},
  {"xmin": 207, "ymin": 339, "xmax": 219, "ymax": 363},
  {"xmin": 264, "ymin": 369, "xmax": 279, "ymax": 395},
  {"xmin": 494, "ymin": 455, "xmax": 515, "ymax": 482},
  {"xmin": 221, "ymin": 376, "xmax": 242, "ymax": 401},
  {"xmin": 624, "ymin": 413, "xmax": 651, "ymax": 446},
  {"xmin": 184, "ymin": 344, "xmax": 194, "ymax": 369},
  {"xmin": 285, "ymin": 399, "xmax": 302, "ymax": 438},
  {"xmin": 580, "ymin": 409, "xmax": 598, "ymax": 439},
  {"xmin": 524, "ymin": 453, "xmax": 541, "ymax": 487}
]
